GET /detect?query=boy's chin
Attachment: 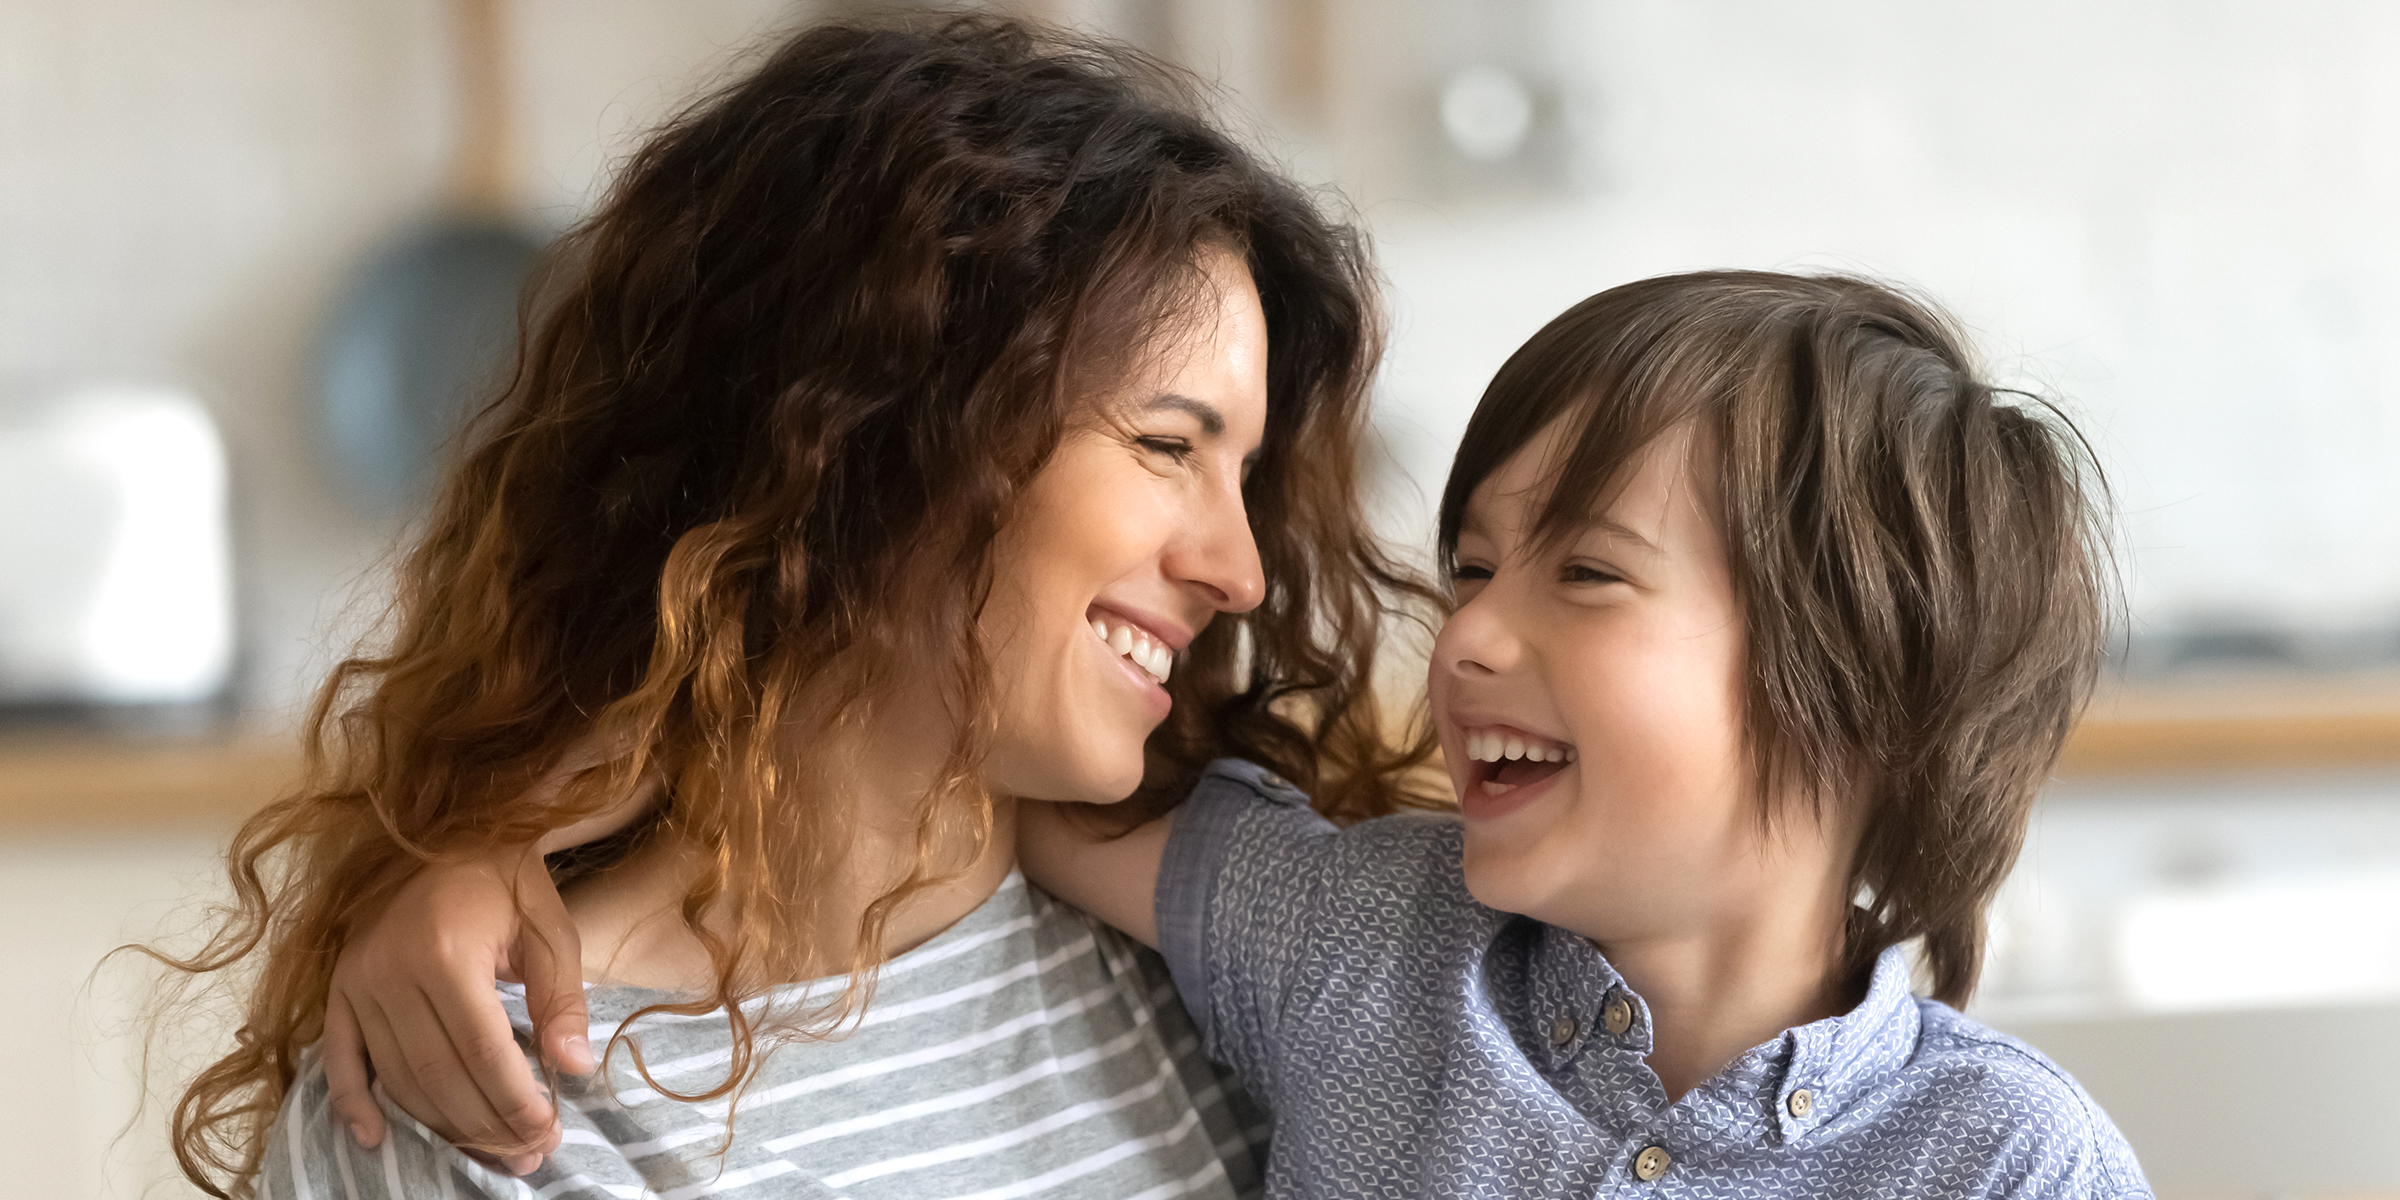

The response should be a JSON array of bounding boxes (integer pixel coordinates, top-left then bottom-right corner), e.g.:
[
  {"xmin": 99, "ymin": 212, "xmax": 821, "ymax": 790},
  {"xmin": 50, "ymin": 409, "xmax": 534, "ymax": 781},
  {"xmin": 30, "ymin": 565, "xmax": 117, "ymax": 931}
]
[{"xmin": 1459, "ymin": 838, "xmax": 1552, "ymax": 919}]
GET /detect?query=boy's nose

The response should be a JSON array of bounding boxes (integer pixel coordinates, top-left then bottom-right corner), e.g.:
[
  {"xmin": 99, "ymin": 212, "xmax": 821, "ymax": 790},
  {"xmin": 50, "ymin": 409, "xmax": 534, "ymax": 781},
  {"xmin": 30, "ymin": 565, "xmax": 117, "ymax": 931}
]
[{"xmin": 1435, "ymin": 586, "xmax": 1524, "ymax": 678}]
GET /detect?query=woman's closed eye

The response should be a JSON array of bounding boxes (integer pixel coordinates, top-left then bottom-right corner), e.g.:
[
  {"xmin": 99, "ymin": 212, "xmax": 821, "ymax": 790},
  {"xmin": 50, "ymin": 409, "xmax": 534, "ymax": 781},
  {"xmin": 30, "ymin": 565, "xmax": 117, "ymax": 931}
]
[{"xmin": 1135, "ymin": 435, "xmax": 1197, "ymax": 463}]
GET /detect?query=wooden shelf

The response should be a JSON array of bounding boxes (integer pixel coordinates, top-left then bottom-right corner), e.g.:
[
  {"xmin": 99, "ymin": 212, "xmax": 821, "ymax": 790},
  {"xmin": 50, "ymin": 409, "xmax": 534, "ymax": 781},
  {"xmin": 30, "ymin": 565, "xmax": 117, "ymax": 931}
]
[
  {"xmin": 2058, "ymin": 673, "xmax": 2400, "ymax": 776},
  {"xmin": 0, "ymin": 732, "xmax": 300, "ymax": 829}
]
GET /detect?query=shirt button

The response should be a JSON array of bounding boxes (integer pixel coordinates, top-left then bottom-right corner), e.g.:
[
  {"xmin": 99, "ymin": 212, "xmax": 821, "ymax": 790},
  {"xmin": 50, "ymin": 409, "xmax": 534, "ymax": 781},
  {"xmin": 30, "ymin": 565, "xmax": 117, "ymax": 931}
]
[
  {"xmin": 1632, "ymin": 1144, "xmax": 1672, "ymax": 1181},
  {"xmin": 1549, "ymin": 1015, "xmax": 1578, "ymax": 1046},
  {"xmin": 1601, "ymin": 990, "xmax": 1634, "ymax": 1036},
  {"xmin": 1787, "ymin": 1088, "xmax": 1815, "ymax": 1118}
]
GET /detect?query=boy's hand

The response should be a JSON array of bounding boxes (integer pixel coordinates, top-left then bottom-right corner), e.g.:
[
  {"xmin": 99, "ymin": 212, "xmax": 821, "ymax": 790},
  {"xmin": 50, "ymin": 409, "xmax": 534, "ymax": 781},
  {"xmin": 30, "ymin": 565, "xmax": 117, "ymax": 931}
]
[{"xmin": 323, "ymin": 847, "xmax": 591, "ymax": 1177}]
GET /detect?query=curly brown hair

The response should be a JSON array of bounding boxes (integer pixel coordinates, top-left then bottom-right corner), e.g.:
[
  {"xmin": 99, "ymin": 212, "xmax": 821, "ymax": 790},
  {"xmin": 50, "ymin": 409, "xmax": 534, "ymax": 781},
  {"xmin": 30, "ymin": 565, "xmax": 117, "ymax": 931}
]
[
  {"xmin": 1438, "ymin": 271, "xmax": 2114, "ymax": 1006},
  {"xmin": 158, "ymin": 15, "xmax": 1440, "ymax": 1195}
]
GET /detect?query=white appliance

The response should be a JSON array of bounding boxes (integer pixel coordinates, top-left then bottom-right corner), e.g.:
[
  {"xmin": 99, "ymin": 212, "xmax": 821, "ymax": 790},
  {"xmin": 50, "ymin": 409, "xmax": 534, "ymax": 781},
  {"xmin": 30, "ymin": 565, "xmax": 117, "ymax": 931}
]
[{"xmin": 0, "ymin": 383, "xmax": 233, "ymax": 705}]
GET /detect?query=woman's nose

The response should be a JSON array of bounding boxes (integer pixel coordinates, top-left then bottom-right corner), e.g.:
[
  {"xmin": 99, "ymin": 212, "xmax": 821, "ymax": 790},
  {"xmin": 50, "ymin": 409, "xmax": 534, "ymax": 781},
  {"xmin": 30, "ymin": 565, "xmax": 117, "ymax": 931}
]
[{"xmin": 1166, "ymin": 478, "xmax": 1265, "ymax": 614}]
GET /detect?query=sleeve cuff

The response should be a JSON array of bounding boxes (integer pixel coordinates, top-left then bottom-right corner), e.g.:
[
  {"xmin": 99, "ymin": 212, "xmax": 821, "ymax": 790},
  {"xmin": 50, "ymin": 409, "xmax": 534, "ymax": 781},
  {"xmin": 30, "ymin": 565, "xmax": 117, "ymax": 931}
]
[{"xmin": 1153, "ymin": 761, "xmax": 1267, "ymax": 1034}]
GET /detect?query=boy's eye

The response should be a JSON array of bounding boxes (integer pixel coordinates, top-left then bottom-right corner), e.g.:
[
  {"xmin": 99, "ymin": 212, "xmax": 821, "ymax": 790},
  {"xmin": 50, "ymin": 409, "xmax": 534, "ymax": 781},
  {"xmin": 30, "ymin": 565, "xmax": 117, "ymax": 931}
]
[
  {"xmin": 1136, "ymin": 435, "xmax": 1196, "ymax": 463},
  {"xmin": 1560, "ymin": 563, "xmax": 1623, "ymax": 585}
]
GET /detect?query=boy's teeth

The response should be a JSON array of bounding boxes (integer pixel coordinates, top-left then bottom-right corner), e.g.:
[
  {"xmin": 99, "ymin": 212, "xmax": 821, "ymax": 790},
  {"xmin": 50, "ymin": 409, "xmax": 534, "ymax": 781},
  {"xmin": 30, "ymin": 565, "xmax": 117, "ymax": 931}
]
[{"xmin": 1461, "ymin": 727, "xmax": 1575, "ymax": 765}]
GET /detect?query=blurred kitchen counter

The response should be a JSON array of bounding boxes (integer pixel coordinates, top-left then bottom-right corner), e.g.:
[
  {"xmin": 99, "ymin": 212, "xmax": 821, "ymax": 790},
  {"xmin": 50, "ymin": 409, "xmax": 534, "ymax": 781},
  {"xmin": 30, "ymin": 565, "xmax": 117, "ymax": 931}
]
[
  {"xmin": 2058, "ymin": 670, "xmax": 2400, "ymax": 776},
  {"xmin": 0, "ymin": 730, "xmax": 300, "ymax": 828},
  {"xmin": 3, "ymin": 670, "xmax": 2398, "ymax": 828}
]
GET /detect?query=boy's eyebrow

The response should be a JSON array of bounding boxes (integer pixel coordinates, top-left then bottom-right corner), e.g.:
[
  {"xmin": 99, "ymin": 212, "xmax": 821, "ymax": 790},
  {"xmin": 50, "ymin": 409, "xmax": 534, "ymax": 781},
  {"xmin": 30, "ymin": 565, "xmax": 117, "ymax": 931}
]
[
  {"xmin": 1141, "ymin": 393, "xmax": 1224, "ymax": 436},
  {"xmin": 1580, "ymin": 514, "xmax": 1662, "ymax": 555}
]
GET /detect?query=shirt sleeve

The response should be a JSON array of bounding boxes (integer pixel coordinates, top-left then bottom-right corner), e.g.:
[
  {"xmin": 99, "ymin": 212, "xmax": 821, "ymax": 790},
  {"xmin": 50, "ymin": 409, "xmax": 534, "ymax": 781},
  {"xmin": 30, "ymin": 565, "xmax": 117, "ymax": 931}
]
[
  {"xmin": 1152, "ymin": 759, "xmax": 1346, "ymax": 1103},
  {"xmin": 256, "ymin": 1051, "xmax": 537, "ymax": 1200}
]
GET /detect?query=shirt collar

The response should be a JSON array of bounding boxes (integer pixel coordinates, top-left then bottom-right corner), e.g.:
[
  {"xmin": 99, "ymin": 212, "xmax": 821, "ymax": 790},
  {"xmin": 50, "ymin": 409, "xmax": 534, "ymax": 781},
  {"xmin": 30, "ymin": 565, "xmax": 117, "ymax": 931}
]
[
  {"xmin": 1526, "ymin": 931, "xmax": 1922, "ymax": 1147},
  {"xmin": 1714, "ymin": 942, "xmax": 1922, "ymax": 1145},
  {"xmin": 1524, "ymin": 922, "xmax": 1651, "ymax": 1060}
]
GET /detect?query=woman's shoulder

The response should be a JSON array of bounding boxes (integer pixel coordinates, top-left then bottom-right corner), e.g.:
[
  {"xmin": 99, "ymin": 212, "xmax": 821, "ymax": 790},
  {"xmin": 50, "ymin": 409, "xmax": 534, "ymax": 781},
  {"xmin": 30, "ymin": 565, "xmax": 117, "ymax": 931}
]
[
  {"xmin": 261, "ymin": 1049, "xmax": 651, "ymax": 1200},
  {"xmin": 463, "ymin": 875, "xmax": 1261, "ymax": 1200}
]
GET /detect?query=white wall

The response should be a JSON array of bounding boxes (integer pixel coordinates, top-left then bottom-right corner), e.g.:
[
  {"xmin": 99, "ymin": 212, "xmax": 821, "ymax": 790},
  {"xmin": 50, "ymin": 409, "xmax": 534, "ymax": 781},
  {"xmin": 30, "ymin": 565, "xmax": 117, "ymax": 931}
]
[
  {"xmin": 17, "ymin": 1, "xmax": 2392, "ymax": 714},
  {"xmin": 1356, "ymin": 1, "xmax": 2400, "ymax": 637}
]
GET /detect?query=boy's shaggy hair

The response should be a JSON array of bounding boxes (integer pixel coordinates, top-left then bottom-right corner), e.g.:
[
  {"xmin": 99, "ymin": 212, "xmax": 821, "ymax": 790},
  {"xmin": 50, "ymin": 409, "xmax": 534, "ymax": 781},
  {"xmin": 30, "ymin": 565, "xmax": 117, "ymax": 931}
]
[{"xmin": 1437, "ymin": 271, "xmax": 2114, "ymax": 1005}]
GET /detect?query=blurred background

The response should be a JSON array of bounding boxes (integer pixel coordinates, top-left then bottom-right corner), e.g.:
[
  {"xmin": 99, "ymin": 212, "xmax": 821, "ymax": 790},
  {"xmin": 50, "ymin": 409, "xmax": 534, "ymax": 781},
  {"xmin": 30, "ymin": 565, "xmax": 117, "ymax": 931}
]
[{"xmin": 4, "ymin": 0, "xmax": 2397, "ymax": 1195}]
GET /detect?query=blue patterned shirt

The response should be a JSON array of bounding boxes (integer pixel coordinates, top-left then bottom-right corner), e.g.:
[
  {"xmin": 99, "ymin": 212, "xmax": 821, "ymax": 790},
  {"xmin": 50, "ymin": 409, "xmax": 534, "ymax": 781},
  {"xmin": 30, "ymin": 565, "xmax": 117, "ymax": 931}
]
[{"xmin": 1155, "ymin": 759, "xmax": 2151, "ymax": 1198}]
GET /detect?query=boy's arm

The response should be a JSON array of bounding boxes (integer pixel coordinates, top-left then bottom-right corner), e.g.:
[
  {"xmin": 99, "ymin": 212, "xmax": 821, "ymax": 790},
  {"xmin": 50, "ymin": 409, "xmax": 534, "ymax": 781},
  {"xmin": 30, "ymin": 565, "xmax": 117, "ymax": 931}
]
[
  {"xmin": 322, "ymin": 756, "xmax": 661, "ymax": 1176},
  {"xmin": 1015, "ymin": 800, "xmax": 1171, "ymax": 948},
  {"xmin": 1023, "ymin": 762, "xmax": 1349, "ymax": 1108}
]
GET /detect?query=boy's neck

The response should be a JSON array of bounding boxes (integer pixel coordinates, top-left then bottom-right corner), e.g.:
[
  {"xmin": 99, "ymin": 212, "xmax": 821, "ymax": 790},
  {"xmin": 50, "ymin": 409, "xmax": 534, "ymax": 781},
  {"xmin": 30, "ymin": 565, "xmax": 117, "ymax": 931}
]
[{"xmin": 1592, "ymin": 886, "xmax": 1859, "ymax": 1103}]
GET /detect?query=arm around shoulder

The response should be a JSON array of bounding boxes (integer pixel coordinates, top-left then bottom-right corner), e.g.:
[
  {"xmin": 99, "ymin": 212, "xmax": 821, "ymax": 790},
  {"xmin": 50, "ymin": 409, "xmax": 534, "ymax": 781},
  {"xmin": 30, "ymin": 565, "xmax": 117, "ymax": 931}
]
[{"xmin": 1015, "ymin": 799, "xmax": 1171, "ymax": 947}]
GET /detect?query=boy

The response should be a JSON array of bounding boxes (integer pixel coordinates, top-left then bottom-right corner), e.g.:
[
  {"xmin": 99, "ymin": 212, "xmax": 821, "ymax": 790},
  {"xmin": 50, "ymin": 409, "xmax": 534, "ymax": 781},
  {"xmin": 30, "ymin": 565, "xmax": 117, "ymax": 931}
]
[{"xmin": 1021, "ymin": 271, "xmax": 2148, "ymax": 1197}]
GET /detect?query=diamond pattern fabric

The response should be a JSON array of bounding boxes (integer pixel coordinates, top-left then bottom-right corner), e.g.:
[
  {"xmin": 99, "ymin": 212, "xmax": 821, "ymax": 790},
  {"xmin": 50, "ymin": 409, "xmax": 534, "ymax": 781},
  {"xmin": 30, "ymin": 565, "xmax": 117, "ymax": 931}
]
[{"xmin": 1154, "ymin": 759, "xmax": 2153, "ymax": 1198}]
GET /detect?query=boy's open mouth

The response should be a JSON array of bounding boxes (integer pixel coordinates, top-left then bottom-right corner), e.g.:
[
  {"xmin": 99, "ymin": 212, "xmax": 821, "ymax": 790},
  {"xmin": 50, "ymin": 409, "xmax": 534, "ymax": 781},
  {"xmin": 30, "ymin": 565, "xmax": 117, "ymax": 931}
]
[{"xmin": 1460, "ymin": 725, "xmax": 1575, "ymax": 796}]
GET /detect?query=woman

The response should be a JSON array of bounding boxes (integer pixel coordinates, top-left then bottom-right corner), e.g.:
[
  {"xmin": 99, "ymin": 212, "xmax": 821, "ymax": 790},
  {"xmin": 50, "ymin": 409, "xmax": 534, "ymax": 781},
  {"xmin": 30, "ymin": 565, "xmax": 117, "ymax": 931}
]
[{"xmin": 162, "ymin": 16, "xmax": 1438, "ymax": 1199}]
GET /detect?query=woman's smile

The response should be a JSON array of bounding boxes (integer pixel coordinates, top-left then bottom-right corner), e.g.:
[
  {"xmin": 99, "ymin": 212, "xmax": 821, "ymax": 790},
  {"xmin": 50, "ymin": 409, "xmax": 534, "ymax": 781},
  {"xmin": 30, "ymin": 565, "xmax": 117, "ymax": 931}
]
[{"xmin": 1085, "ymin": 604, "xmax": 1187, "ymax": 721}]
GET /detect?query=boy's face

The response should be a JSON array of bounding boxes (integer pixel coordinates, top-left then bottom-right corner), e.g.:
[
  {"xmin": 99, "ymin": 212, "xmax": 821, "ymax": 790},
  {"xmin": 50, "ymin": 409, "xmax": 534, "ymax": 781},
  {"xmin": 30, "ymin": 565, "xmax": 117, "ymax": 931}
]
[{"xmin": 1431, "ymin": 418, "xmax": 1849, "ymax": 943}]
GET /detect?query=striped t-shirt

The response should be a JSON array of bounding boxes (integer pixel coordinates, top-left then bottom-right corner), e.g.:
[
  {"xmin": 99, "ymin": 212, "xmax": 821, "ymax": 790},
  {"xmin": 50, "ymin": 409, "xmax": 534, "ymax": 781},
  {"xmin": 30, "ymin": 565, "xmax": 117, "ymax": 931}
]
[{"xmin": 260, "ymin": 872, "xmax": 1268, "ymax": 1200}]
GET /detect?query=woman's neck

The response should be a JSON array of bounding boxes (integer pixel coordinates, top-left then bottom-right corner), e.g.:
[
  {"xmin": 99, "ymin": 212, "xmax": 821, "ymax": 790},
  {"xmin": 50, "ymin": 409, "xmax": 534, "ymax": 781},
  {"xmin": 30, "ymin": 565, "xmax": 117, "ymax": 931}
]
[{"xmin": 562, "ymin": 727, "xmax": 1019, "ymax": 991}]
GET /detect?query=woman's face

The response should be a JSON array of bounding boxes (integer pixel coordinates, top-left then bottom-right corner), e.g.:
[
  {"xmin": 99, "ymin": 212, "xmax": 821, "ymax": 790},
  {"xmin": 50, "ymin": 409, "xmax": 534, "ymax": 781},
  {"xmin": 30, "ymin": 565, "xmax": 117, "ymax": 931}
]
[{"xmin": 979, "ymin": 248, "xmax": 1270, "ymax": 803}]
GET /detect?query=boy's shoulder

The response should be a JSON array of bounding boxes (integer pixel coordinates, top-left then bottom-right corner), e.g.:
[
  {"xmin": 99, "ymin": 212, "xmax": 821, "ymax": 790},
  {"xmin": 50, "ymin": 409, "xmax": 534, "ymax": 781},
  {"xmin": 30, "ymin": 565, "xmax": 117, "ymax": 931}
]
[
  {"xmin": 1888, "ymin": 1000, "xmax": 2152, "ymax": 1198},
  {"xmin": 1190, "ymin": 757, "xmax": 1487, "ymax": 940},
  {"xmin": 1196, "ymin": 757, "xmax": 1470, "ymax": 883}
]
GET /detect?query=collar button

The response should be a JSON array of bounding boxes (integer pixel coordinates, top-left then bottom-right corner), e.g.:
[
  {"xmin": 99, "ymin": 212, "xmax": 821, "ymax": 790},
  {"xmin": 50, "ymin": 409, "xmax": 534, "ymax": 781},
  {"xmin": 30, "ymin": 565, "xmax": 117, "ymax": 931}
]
[
  {"xmin": 1548, "ymin": 1015, "xmax": 1578, "ymax": 1046},
  {"xmin": 1601, "ymin": 989, "xmax": 1634, "ymax": 1037},
  {"xmin": 1787, "ymin": 1088, "xmax": 1815, "ymax": 1118}
]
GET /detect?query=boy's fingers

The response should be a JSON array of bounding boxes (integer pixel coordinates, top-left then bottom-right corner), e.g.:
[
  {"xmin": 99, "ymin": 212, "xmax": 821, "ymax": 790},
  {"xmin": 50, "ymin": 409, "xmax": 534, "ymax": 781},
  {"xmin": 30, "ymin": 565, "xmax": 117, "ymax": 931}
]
[
  {"xmin": 419, "ymin": 980, "xmax": 559, "ymax": 1153},
  {"xmin": 321, "ymin": 997, "xmax": 387, "ymax": 1149},
  {"xmin": 368, "ymin": 990, "xmax": 531, "ymax": 1161},
  {"xmin": 514, "ymin": 874, "xmax": 593, "ymax": 1078},
  {"xmin": 355, "ymin": 999, "xmax": 461, "ymax": 1145}
]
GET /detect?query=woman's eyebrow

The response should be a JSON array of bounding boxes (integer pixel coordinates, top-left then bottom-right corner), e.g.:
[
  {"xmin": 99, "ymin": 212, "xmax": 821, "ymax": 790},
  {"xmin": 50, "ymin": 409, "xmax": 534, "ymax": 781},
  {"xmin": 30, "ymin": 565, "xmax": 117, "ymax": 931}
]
[{"xmin": 1143, "ymin": 393, "xmax": 1225, "ymax": 436}]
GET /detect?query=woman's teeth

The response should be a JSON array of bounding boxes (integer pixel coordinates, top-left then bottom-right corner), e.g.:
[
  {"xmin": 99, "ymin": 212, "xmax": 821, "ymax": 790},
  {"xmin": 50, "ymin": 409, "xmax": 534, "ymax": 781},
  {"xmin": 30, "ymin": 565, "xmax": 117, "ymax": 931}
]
[
  {"xmin": 1461, "ymin": 728, "xmax": 1575, "ymax": 764},
  {"xmin": 1091, "ymin": 616, "xmax": 1173, "ymax": 684}
]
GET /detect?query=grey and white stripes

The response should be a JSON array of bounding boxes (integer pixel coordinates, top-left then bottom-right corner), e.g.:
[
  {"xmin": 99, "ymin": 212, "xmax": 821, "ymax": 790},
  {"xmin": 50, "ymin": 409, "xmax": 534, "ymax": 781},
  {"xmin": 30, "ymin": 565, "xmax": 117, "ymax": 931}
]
[{"xmin": 260, "ymin": 874, "xmax": 1267, "ymax": 1200}]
